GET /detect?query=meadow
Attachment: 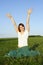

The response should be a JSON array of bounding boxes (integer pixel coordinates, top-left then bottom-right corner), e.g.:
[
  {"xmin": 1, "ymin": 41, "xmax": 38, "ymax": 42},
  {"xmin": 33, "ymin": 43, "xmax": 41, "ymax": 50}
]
[{"xmin": 0, "ymin": 36, "xmax": 43, "ymax": 65}]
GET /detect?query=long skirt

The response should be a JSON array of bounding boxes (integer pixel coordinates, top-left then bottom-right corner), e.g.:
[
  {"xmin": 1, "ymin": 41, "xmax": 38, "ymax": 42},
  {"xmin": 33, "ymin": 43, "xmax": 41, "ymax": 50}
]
[{"xmin": 5, "ymin": 46, "xmax": 40, "ymax": 58}]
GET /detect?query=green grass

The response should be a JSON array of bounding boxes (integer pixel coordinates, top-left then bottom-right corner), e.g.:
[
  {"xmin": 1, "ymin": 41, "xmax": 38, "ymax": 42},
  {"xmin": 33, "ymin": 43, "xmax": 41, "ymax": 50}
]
[{"xmin": 0, "ymin": 36, "xmax": 43, "ymax": 65}]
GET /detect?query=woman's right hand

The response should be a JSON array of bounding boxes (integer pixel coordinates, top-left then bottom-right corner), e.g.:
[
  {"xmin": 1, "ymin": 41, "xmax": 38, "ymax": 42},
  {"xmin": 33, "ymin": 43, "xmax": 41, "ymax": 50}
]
[{"xmin": 6, "ymin": 13, "xmax": 12, "ymax": 19}]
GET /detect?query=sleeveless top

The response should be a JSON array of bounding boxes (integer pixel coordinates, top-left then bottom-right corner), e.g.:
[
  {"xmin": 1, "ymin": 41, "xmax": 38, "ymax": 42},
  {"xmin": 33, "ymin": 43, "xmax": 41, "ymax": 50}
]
[{"xmin": 18, "ymin": 30, "xmax": 29, "ymax": 48}]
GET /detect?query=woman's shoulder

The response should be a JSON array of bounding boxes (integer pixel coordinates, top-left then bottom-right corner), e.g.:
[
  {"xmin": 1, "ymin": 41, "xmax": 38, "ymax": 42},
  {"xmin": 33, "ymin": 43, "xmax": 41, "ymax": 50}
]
[{"xmin": 25, "ymin": 30, "xmax": 28, "ymax": 33}]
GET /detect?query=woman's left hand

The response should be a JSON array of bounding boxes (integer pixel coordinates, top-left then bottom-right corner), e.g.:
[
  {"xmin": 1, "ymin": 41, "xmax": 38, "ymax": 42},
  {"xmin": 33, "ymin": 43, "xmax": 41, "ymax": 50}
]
[{"xmin": 28, "ymin": 8, "xmax": 32, "ymax": 15}]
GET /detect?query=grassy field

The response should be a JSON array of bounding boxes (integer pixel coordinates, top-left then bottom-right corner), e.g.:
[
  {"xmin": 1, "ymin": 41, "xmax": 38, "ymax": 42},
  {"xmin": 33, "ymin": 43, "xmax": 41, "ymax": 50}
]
[{"xmin": 0, "ymin": 36, "xmax": 43, "ymax": 65}]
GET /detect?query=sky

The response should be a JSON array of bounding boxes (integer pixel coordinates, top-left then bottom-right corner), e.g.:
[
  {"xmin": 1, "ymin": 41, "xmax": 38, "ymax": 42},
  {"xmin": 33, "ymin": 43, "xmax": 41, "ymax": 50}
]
[{"xmin": 0, "ymin": 0, "xmax": 43, "ymax": 38}]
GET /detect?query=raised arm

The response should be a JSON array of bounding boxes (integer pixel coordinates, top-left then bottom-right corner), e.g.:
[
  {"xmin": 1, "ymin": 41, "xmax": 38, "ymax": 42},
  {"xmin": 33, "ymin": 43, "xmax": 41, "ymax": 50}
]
[
  {"xmin": 26, "ymin": 9, "xmax": 32, "ymax": 32},
  {"xmin": 6, "ymin": 14, "xmax": 18, "ymax": 32}
]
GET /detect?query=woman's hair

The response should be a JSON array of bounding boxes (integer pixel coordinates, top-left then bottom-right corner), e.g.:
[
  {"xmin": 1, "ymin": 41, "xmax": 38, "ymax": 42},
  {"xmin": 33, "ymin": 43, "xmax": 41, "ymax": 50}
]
[{"xmin": 18, "ymin": 23, "xmax": 25, "ymax": 32}]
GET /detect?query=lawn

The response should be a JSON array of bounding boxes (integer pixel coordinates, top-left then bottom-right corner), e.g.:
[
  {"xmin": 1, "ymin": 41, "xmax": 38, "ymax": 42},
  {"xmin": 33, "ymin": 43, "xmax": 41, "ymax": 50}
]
[{"xmin": 0, "ymin": 36, "xmax": 43, "ymax": 65}]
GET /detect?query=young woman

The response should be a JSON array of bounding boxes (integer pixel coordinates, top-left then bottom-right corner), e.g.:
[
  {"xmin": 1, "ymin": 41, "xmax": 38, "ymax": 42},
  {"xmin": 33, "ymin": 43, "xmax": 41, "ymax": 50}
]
[
  {"xmin": 5, "ymin": 9, "xmax": 40, "ymax": 58},
  {"xmin": 6, "ymin": 9, "xmax": 31, "ymax": 48}
]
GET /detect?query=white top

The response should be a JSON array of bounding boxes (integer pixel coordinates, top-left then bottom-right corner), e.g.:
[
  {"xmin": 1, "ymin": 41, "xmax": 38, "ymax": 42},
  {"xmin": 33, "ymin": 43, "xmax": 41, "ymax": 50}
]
[{"xmin": 18, "ymin": 30, "xmax": 29, "ymax": 48}]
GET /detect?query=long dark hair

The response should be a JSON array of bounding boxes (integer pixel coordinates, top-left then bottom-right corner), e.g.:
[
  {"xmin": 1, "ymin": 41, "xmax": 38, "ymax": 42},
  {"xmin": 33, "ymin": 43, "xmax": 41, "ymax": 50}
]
[{"xmin": 18, "ymin": 23, "xmax": 25, "ymax": 32}]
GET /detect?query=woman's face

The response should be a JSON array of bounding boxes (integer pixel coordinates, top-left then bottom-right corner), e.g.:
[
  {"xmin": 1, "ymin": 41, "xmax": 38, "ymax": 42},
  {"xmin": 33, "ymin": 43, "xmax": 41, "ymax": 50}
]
[{"xmin": 20, "ymin": 25, "xmax": 25, "ymax": 32}]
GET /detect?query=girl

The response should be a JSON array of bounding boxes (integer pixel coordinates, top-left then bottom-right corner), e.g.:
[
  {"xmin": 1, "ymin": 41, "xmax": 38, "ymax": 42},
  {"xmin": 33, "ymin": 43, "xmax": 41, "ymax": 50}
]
[
  {"xmin": 5, "ymin": 9, "xmax": 40, "ymax": 58},
  {"xmin": 6, "ymin": 9, "xmax": 31, "ymax": 48}
]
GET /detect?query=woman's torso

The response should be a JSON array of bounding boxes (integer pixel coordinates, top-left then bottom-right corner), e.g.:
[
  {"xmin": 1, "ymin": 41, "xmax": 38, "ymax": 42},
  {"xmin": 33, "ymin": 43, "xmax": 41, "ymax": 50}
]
[{"xmin": 18, "ymin": 30, "xmax": 29, "ymax": 48}]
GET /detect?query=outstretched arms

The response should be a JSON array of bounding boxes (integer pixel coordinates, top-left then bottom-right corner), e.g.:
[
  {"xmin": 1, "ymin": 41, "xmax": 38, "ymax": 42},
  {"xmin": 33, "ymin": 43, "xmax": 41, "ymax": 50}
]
[
  {"xmin": 26, "ymin": 9, "xmax": 32, "ymax": 32},
  {"xmin": 6, "ymin": 14, "xmax": 18, "ymax": 32},
  {"xmin": 6, "ymin": 9, "xmax": 32, "ymax": 33}
]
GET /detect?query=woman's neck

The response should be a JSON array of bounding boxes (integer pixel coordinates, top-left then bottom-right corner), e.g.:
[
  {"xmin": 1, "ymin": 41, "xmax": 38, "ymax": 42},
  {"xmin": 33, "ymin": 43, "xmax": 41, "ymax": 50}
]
[{"xmin": 20, "ymin": 31, "xmax": 24, "ymax": 35}]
